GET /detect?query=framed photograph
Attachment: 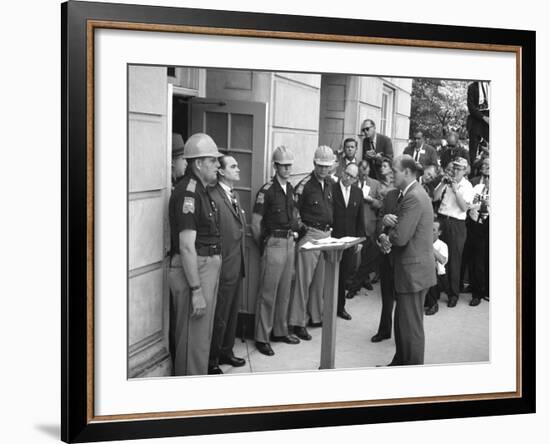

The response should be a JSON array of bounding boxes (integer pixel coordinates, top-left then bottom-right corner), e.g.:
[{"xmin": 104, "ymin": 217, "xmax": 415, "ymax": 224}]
[{"xmin": 62, "ymin": 1, "xmax": 535, "ymax": 442}]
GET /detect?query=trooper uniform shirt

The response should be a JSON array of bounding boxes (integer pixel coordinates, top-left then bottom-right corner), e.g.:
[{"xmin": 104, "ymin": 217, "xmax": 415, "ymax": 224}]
[
  {"xmin": 253, "ymin": 177, "xmax": 297, "ymax": 234},
  {"xmin": 169, "ymin": 170, "xmax": 221, "ymax": 256},
  {"xmin": 295, "ymin": 173, "xmax": 333, "ymax": 228}
]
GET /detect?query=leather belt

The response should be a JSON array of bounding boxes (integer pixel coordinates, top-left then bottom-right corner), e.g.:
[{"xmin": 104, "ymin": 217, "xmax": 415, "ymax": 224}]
[
  {"xmin": 270, "ymin": 229, "xmax": 294, "ymax": 238},
  {"xmin": 304, "ymin": 222, "xmax": 332, "ymax": 232},
  {"xmin": 196, "ymin": 244, "xmax": 221, "ymax": 256}
]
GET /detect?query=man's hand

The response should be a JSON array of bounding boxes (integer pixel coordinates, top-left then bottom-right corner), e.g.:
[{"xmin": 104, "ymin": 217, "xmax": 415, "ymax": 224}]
[
  {"xmin": 378, "ymin": 233, "xmax": 392, "ymax": 254},
  {"xmin": 191, "ymin": 289, "xmax": 207, "ymax": 318},
  {"xmin": 382, "ymin": 214, "xmax": 398, "ymax": 228}
]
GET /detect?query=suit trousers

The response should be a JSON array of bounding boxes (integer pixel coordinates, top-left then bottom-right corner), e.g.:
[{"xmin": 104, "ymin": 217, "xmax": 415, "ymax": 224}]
[
  {"xmin": 337, "ymin": 248, "xmax": 355, "ymax": 313},
  {"xmin": 469, "ymin": 219, "xmax": 489, "ymax": 300},
  {"xmin": 209, "ymin": 253, "xmax": 243, "ymax": 367},
  {"xmin": 254, "ymin": 236, "xmax": 295, "ymax": 343},
  {"xmin": 439, "ymin": 216, "xmax": 467, "ymax": 299},
  {"xmin": 377, "ymin": 254, "xmax": 395, "ymax": 337},
  {"xmin": 289, "ymin": 227, "xmax": 329, "ymax": 327},
  {"xmin": 391, "ymin": 289, "xmax": 427, "ymax": 366},
  {"xmin": 169, "ymin": 254, "xmax": 221, "ymax": 376},
  {"xmin": 349, "ymin": 237, "xmax": 381, "ymax": 292}
]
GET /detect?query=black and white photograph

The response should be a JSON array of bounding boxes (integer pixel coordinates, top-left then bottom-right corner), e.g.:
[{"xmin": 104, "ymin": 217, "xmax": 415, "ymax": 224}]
[{"xmin": 128, "ymin": 66, "xmax": 491, "ymax": 378}]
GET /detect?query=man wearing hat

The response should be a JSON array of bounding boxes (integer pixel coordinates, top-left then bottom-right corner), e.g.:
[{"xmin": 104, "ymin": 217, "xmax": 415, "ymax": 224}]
[
  {"xmin": 433, "ymin": 156, "xmax": 474, "ymax": 308},
  {"xmin": 288, "ymin": 146, "xmax": 335, "ymax": 341},
  {"xmin": 171, "ymin": 133, "xmax": 188, "ymax": 187},
  {"xmin": 168, "ymin": 132, "xmax": 223, "ymax": 376},
  {"xmin": 252, "ymin": 146, "xmax": 301, "ymax": 356}
]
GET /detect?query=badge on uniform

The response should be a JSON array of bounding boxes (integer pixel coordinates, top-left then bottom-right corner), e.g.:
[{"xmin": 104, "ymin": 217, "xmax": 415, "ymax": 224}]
[
  {"xmin": 182, "ymin": 196, "xmax": 195, "ymax": 214},
  {"xmin": 256, "ymin": 192, "xmax": 264, "ymax": 204}
]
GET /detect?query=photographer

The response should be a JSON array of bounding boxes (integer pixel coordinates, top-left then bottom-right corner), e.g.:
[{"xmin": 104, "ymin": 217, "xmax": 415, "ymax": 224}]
[{"xmin": 433, "ymin": 157, "xmax": 474, "ymax": 308}]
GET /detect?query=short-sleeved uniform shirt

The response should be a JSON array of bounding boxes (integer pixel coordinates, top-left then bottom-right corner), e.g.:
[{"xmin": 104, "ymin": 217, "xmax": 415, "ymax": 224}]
[
  {"xmin": 295, "ymin": 172, "xmax": 333, "ymax": 227},
  {"xmin": 253, "ymin": 177, "xmax": 298, "ymax": 234},
  {"xmin": 169, "ymin": 171, "xmax": 220, "ymax": 257}
]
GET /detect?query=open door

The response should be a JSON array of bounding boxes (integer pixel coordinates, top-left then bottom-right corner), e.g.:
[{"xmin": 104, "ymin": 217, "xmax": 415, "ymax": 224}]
[
  {"xmin": 128, "ymin": 66, "xmax": 171, "ymax": 378},
  {"xmin": 190, "ymin": 99, "xmax": 267, "ymax": 323}
]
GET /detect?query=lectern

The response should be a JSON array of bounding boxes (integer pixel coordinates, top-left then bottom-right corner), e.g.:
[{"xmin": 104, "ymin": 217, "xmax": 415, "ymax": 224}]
[{"xmin": 299, "ymin": 237, "xmax": 365, "ymax": 369}]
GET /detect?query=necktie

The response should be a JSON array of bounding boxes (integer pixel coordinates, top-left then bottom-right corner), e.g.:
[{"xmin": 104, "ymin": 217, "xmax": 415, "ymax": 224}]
[
  {"xmin": 397, "ymin": 191, "xmax": 404, "ymax": 204},
  {"xmin": 414, "ymin": 149, "xmax": 420, "ymax": 162},
  {"xmin": 229, "ymin": 190, "xmax": 239, "ymax": 213},
  {"xmin": 344, "ymin": 186, "xmax": 350, "ymax": 206}
]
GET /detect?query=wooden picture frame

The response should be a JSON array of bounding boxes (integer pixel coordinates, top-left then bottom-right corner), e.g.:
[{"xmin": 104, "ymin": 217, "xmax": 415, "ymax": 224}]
[{"xmin": 62, "ymin": 1, "xmax": 536, "ymax": 442}]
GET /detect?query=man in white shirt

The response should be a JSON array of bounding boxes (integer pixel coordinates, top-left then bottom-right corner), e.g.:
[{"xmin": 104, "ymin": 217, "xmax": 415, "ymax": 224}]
[{"xmin": 433, "ymin": 157, "xmax": 474, "ymax": 307}]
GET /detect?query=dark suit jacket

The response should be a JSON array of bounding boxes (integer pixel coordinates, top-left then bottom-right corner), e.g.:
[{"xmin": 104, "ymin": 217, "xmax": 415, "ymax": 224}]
[
  {"xmin": 403, "ymin": 144, "xmax": 439, "ymax": 167},
  {"xmin": 209, "ymin": 183, "xmax": 246, "ymax": 277},
  {"xmin": 362, "ymin": 133, "xmax": 393, "ymax": 161},
  {"xmin": 388, "ymin": 181, "xmax": 436, "ymax": 293},
  {"xmin": 467, "ymin": 81, "xmax": 489, "ymax": 139},
  {"xmin": 332, "ymin": 183, "xmax": 365, "ymax": 239}
]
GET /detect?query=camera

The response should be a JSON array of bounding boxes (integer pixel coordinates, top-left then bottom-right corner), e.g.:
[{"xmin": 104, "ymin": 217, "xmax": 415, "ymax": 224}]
[{"xmin": 442, "ymin": 176, "xmax": 452, "ymax": 185}]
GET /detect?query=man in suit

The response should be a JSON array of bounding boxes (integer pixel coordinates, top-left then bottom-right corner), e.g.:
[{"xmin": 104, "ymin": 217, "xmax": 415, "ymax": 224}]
[
  {"xmin": 360, "ymin": 119, "xmax": 393, "ymax": 178},
  {"xmin": 207, "ymin": 155, "xmax": 247, "ymax": 374},
  {"xmin": 379, "ymin": 155, "xmax": 436, "ymax": 365},
  {"xmin": 467, "ymin": 81, "xmax": 490, "ymax": 166},
  {"xmin": 347, "ymin": 160, "xmax": 383, "ymax": 298},
  {"xmin": 332, "ymin": 163, "xmax": 365, "ymax": 320},
  {"xmin": 334, "ymin": 138, "xmax": 359, "ymax": 180},
  {"xmin": 403, "ymin": 131, "xmax": 438, "ymax": 168}
]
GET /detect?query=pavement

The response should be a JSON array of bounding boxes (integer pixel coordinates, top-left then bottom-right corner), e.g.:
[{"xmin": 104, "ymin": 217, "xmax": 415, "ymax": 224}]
[{"xmin": 219, "ymin": 283, "xmax": 489, "ymax": 375}]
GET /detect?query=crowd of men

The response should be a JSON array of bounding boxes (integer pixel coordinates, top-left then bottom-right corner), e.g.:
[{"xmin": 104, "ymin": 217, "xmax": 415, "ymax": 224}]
[{"xmin": 167, "ymin": 81, "xmax": 490, "ymax": 375}]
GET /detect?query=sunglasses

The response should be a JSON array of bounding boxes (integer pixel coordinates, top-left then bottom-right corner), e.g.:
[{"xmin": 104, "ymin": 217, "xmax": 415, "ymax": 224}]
[{"xmin": 362, "ymin": 127, "xmax": 373, "ymax": 131}]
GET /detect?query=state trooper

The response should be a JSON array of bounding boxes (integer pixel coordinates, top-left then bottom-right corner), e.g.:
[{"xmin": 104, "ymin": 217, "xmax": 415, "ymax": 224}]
[
  {"xmin": 168, "ymin": 133, "xmax": 223, "ymax": 376},
  {"xmin": 289, "ymin": 145, "xmax": 335, "ymax": 341},
  {"xmin": 251, "ymin": 146, "xmax": 301, "ymax": 356}
]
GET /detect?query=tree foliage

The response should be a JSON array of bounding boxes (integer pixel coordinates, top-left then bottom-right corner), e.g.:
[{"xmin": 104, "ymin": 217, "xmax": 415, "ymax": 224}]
[{"xmin": 410, "ymin": 79, "xmax": 469, "ymax": 142}]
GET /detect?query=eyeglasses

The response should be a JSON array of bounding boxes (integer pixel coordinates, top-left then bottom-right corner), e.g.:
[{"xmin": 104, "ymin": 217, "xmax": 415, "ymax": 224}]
[{"xmin": 362, "ymin": 127, "xmax": 373, "ymax": 132}]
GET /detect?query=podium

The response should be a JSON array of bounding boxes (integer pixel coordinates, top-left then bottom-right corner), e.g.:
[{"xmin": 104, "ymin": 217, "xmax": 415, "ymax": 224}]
[{"xmin": 299, "ymin": 237, "xmax": 365, "ymax": 369}]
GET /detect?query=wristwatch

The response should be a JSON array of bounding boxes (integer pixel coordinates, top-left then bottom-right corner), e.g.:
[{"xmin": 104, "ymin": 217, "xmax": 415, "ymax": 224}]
[{"xmin": 189, "ymin": 285, "xmax": 201, "ymax": 292}]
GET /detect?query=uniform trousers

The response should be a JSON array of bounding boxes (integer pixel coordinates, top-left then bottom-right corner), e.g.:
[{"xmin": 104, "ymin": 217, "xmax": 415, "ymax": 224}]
[
  {"xmin": 254, "ymin": 236, "xmax": 295, "ymax": 343},
  {"xmin": 209, "ymin": 253, "xmax": 243, "ymax": 367},
  {"xmin": 169, "ymin": 254, "xmax": 221, "ymax": 376},
  {"xmin": 289, "ymin": 227, "xmax": 329, "ymax": 327},
  {"xmin": 439, "ymin": 216, "xmax": 467, "ymax": 299},
  {"xmin": 390, "ymin": 289, "xmax": 427, "ymax": 366}
]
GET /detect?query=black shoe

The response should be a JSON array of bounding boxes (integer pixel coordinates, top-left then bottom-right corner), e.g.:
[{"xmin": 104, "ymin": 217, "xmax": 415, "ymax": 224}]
[
  {"xmin": 346, "ymin": 289, "xmax": 358, "ymax": 299},
  {"xmin": 271, "ymin": 334, "xmax": 300, "ymax": 344},
  {"xmin": 208, "ymin": 366, "xmax": 223, "ymax": 375},
  {"xmin": 364, "ymin": 282, "xmax": 373, "ymax": 291},
  {"xmin": 308, "ymin": 320, "xmax": 322, "ymax": 328},
  {"xmin": 219, "ymin": 355, "xmax": 246, "ymax": 367},
  {"xmin": 425, "ymin": 303, "xmax": 439, "ymax": 316},
  {"xmin": 447, "ymin": 296, "xmax": 458, "ymax": 308},
  {"xmin": 337, "ymin": 309, "xmax": 352, "ymax": 320},
  {"xmin": 371, "ymin": 333, "xmax": 390, "ymax": 343},
  {"xmin": 482, "ymin": 295, "xmax": 490, "ymax": 301},
  {"xmin": 469, "ymin": 297, "xmax": 481, "ymax": 307},
  {"xmin": 293, "ymin": 326, "xmax": 312, "ymax": 341},
  {"xmin": 255, "ymin": 342, "xmax": 274, "ymax": 356}
]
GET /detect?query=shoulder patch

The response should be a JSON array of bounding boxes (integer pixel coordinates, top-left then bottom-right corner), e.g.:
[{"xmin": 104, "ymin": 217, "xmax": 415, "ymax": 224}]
[
  {"xmin": 260, "ymin": 181, "xmax": 273, "ymax": 192},
  {"xmin": 186, "ymin": 178, "xmax": 196, "ymax": 193},
  {"xmin": 295, "ymin": 174, "xmax": 312, "ymax": 195},
  {"xmin": 182, "ymin": 196, "xmax": 195, "ymax": 214},
  {"xmin": 256, "ymin": 192, "xmax": 265, "ymax": 205}
]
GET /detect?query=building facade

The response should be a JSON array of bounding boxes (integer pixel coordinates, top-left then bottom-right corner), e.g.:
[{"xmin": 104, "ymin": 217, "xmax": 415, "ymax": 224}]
[{"xmin": 128, "ymin": 65, "xmax": 412, "ymax": 378}]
